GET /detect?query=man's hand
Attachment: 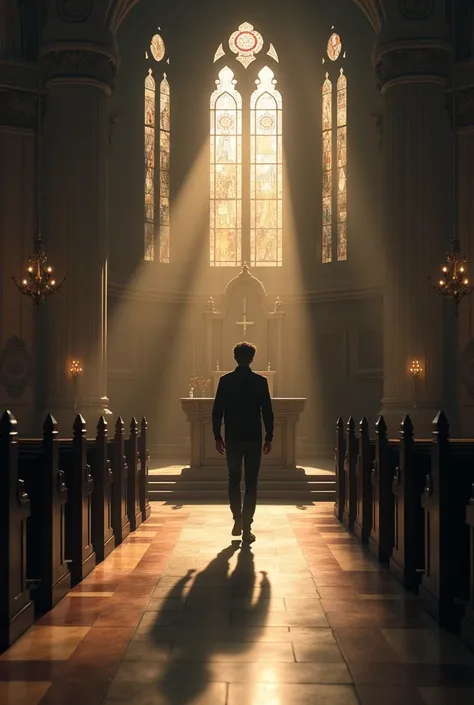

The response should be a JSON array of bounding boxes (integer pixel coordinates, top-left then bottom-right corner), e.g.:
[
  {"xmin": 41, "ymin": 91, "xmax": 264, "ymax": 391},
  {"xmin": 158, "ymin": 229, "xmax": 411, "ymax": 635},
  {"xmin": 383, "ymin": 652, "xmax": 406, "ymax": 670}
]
[
  {"xmin": 263, "ymin": 440, "xmax": 272, "ymax": 455},
  {"xmin": 215, "ymin": 438, "xmax": 226, "ymax": 455}
]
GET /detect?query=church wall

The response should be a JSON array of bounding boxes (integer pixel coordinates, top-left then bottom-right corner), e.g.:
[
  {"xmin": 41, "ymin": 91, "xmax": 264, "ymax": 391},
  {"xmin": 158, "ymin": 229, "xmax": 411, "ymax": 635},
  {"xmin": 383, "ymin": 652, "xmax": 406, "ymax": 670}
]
[{"xmin": 0, "ymin": 126, "xmax": 37, "ymax": 432}]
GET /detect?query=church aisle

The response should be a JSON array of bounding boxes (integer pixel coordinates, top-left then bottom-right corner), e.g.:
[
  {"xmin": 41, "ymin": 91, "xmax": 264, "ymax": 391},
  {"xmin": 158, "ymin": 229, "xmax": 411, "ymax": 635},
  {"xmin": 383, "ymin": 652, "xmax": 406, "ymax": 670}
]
[{"xmin": 1, "ymin": 505, "xmax": 474, "ymax": 705}]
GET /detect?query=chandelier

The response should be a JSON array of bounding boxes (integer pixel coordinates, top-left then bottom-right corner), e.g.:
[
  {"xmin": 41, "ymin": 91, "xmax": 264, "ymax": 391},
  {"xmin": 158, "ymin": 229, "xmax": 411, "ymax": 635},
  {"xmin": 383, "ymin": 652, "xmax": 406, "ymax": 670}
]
[
  {"xmin": 13, "ymin": 236, "xmax": 65, "ymax": 306},
  {"xmin": 431, "ymin": 238, "xmax": 473, "ymax": 315},
  {"xmin": 430, "ymin": 1, "xmax": 472, "ymax": 316},
  {"xmin": 13, "ymin": 91, "xmax": 65, "ymax": 307}
]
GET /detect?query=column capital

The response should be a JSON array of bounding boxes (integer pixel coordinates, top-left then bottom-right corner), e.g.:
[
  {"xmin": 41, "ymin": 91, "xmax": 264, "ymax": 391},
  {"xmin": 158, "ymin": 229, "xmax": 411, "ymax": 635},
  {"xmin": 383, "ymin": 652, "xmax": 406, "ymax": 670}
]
[
  {"xmin": 456, "ymin": 60, "xmax": 474, "ymax": 130},
  {"xmin": 0, "ymin": 61, "xmax": 39, "ymax": 131},
  {"xmin": 41, "ymin": 44, "xmax": 118, "ymax": 94},
  {"xmin": 374, "ymin": 41, "xmax": 451, "ymax": 94}
]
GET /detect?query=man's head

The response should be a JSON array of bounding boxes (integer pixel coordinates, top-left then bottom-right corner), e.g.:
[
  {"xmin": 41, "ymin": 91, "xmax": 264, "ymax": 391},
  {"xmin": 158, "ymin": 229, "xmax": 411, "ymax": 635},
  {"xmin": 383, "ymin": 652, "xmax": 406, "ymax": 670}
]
[{"xmin": 233, "ymin": 342, "xmax": 256, "ymax": 366}]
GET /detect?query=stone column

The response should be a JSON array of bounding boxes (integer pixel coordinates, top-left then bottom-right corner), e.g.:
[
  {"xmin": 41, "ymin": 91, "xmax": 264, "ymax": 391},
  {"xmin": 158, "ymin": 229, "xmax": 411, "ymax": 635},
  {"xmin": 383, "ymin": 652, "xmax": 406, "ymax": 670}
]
[
  {"xmin": 375, "ymin": 42, "xmax": 451, "ymax": 435},
  {"xmin": 0, "ymin": 61, "xmax": 39, "ymax": 431},
  {"xmin": 40, "ymin": 40, "xmax": 118, "ymax": 431},
  {"xmin": 456, "ymin": 60, "xmax": 474, "ymax": 435}
]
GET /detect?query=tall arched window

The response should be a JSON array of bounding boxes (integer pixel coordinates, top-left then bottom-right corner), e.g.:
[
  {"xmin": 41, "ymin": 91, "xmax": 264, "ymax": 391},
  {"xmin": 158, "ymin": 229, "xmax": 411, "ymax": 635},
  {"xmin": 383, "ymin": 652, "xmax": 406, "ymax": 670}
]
[
  {"xmin": 250, "ymin": 66, "xmax": 282, "ymax": 267},
  {"xmin": 144, "ymin": 33, "xmax": 170, "ymax": 263},
  {"xmin": 210, "ymin": 23, "xmax": 282, "ymax": 268},
  {"xmin": 321, "ymin": 74, "xmax": 332, "ymax": 264},
  {"xmin": 144, "ymin": 69, "xmax": 156, "ymax": 262},
  {"xmin": 321, "ymin": 31, "xmax": 347, "ymax": 263},
  {"xmin": 210, "ymin": 66, "xmax": 242, "ymax": 267}
]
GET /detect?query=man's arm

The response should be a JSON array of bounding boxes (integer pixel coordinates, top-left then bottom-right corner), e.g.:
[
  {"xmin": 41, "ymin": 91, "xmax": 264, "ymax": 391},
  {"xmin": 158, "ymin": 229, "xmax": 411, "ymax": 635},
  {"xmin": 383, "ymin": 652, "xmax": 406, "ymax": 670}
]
[
  {"xmin": 261, "ymin": 379, "xmax": 274, "ymax": 443},
  {"xmin": 212, "ymin": 379, "xmax": 225, "ymax": 441}
]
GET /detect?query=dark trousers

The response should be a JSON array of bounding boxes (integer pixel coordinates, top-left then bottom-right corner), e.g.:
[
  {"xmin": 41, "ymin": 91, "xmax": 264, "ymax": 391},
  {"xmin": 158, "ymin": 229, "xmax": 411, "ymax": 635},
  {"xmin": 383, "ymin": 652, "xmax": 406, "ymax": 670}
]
[{"xmin": 225, "ymin": 440, "xmax": 262, "ymax": 528}]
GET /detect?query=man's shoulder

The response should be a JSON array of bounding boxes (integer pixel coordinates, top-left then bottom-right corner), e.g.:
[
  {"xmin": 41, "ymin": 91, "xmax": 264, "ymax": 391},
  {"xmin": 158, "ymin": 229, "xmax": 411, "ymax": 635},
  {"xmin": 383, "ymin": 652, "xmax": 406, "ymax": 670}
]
[{"xmin": 250, "ymin": 370, "xmax": 268, "ymax": 385}]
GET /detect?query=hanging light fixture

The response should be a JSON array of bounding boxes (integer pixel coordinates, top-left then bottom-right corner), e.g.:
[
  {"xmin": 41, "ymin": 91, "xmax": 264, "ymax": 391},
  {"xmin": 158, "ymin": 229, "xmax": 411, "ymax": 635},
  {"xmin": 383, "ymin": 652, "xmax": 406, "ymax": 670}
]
[
  {"xmin": 430, "ymin": 0, "xmax": 473, "ymax": 316},
  {"xmin": 13, "ymin": 87, "xmax": 65, "ymax": 307}
]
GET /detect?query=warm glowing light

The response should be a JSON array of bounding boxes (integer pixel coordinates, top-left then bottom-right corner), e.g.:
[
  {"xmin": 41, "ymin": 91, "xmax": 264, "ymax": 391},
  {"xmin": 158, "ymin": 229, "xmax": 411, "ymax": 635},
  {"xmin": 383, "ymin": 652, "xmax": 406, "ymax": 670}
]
[
  {"xmin": 159, "ymin": 74, "xmax": 170, "ymax": 263},
  {"xmin": 431, "ymin": 239, "xmax": 474, "ymax": 314},
  {"xmin": 409, "ymin": 360, "xmax": 423, "ymax": 377},
  {"xmin": 267, "ymin": 43, "xmax": 279, "ymax": 63},
  {"xmin": 250, "ymin": 66, "xmax": 283, "ymax": 267},
  {"xmin": 70, "ymin": 359, "xmax": 83, "ymax": 377},
  {"xmin": 213, "ymin": 43, "xmax": 225, "ymax": 62},
  {"xmin": 150, "ymin": 34, "xmax": 165, "ymax": 62},
  {"xmin": 210, "ymin": 66, "xmax": 242, "ymax": 267},
  {"xmin": 144, "ymin": 69, "xmax": 156, "ymax": 261},
  {"xmin": 322, "ymin": 36, "xmax": 348, "ymax": 264},
  {"xmin": 322, "ymin": 73, "xmax": 332, "ymax": 263},
  {"xmin": 336, "ymin": 69, "xmax": 347, "ymax": 261},
  {"xmin": 228, "ymin": 22, "xmax": 263, "ymax": 68},
  {"xmin": 327, "ymin": 33, "xmax": 342, "ymax": 62}
]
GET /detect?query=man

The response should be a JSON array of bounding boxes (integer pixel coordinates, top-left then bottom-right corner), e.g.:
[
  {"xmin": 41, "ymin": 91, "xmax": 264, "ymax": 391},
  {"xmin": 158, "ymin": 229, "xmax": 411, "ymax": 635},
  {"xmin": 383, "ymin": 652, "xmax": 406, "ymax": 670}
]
[{"xmin": 212, "ymin": 342, "xmax": 274, "ymax": 543}]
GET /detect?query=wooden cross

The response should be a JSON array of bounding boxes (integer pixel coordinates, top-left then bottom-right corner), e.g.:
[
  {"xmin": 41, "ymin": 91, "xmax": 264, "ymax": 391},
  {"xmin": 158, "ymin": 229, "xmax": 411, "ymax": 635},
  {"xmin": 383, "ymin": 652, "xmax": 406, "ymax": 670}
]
[{"xmin": 235, "ymin": 298, "xmax": 254, "ymax": 336}]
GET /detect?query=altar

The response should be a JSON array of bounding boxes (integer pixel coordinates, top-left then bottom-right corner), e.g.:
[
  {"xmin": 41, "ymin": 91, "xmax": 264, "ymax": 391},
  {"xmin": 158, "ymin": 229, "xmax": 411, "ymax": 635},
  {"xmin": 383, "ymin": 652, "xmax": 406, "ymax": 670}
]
[
  {"xmin": 181, "ymin": 397, "xmax": 306, "ymax": 470},
  {"xmin": 212, "ymin": 370, "xmax": 276, "ymax": 396}
]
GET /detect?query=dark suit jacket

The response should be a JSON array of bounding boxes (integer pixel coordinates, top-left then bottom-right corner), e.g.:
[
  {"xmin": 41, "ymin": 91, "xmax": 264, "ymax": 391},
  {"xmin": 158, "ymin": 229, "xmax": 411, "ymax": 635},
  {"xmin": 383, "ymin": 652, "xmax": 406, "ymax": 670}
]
[{"xmin": 212, "ymin": 366, "xmax": 274, "ymax": 443}]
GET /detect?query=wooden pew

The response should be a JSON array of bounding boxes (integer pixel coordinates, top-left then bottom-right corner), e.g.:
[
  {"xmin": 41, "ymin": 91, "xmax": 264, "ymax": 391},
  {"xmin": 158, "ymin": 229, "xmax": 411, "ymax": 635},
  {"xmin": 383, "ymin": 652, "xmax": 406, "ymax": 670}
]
[
  {"xmin": 390, "ymin": 416, "xmax": 429, "ymax": 591},
  {"xmin": 89, "ymin": 417, "xmax": 115, "ymax": 562},
  {"xmin": 368, "ymin": 416, "xmax": 397, "ymax": 563},
  {"xmin": 18, "ymin": 416, "xmax": 71, "ymax": 614},
  {"xmin": 462, "ymin": 484, "xmax": 474, "ymax": 650},
  {"xmin": 109, "ymin": 417, "xmax": 131, "ymax": 545},
  {"xmin": 420, "ymin": 412, "xmax": 474, "ymax": 629},
  {"xmin": 139, "ymin": 417, "xmax": 151, "ymax": 522},
  {"xmin": 353, "ymin": 417, "xmax": 373, "ymax": 543},
  {"xmin": 0, "ymin": 411, "xmax": 34, "ymax": 650},
  {"xmin": 125, "ymin": 418, "xmax": 142, "ymax": 531},
  {"xmin": 334, "ymin": 417, "xmax": 345, "ymax": 521},
  {"xmin": 57, "ymin": 415, "xmax": 96, "ymax": 585},
  {"xmin": 343, "ymin": 417, "xmax": 357, "ymax": 531}
]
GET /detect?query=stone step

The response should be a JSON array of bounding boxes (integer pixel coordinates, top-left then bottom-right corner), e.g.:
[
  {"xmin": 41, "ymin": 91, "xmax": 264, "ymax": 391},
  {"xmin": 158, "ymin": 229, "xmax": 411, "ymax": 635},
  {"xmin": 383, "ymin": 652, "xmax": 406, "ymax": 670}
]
[
  {"xmin": 149, "ymin": 480, "xmax": 335, "ymax": 490},
  {"xmin": 149, "ymin": 472, "xmax": 331, "ymax": 483},
  {"xmin": 149, "ymin": 489, "xmax": 336, "ymax": 501}
]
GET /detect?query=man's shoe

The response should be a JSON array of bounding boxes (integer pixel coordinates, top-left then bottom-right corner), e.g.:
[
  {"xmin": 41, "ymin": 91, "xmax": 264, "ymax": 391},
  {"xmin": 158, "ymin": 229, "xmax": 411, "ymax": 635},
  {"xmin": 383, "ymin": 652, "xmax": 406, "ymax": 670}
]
[
  {"xmin": 232, "ymin": 520, "xmax": 242, "ymax": 536},
  {"xmin": 242, "ymin": 530, "xmax": 256, "ymax": 543}
]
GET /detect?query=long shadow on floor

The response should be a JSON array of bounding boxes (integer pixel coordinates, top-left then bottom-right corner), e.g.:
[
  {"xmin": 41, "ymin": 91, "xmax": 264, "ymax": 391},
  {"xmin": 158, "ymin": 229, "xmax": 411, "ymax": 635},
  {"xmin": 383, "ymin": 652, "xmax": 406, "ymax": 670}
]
[{"xmin": 153, "ymin": 542, "xmax": 270, "ymax": 704}]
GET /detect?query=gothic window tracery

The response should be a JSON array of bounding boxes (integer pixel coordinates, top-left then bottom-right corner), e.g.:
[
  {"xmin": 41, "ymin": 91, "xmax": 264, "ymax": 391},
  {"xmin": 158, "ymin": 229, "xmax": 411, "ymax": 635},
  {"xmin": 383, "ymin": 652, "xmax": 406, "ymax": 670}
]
[
  {"xmin": 144, "ymin": 34, "xmax": 170, "ymax": 262},
  {"xmin": 321, "ymin": 30, "xmax": 348, "ymax": 263},
  {"xmin": 211, "ymin": 24, "xmax": 282, "ymax": 268}
]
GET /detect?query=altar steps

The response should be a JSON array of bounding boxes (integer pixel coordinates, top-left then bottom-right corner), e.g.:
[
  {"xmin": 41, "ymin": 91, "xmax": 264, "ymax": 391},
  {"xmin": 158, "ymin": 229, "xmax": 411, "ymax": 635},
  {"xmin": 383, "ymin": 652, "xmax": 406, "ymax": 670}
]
[{"xmin": 147, "ymin": 465, "xmax": 336, "ymax": 503}]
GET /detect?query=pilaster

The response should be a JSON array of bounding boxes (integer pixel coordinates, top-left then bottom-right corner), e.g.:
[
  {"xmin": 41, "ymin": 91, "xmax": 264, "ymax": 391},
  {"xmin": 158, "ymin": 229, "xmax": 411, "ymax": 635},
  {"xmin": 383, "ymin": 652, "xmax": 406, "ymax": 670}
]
[
  {"xmin": 40, "ymin": 35, "xmax": 118, "ymax": 432},
  {"xmin": 0, "ymin": 61, "xmax": 39, "ymax": 431},
  {"xmin": 375, "ymin": 40, "xmax": 451, "ymax": 435},
  {"xmin": 456, "ymin": 60, "xmax": 474, "ymax": 435}
]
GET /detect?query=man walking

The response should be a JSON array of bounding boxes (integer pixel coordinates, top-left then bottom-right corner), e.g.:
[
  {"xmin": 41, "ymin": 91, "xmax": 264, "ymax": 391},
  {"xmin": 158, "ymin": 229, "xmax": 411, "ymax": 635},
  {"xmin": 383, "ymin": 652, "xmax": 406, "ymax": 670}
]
[{"xmin": 212, "ymin": 342, "xmax": 274, "ymax": 543}]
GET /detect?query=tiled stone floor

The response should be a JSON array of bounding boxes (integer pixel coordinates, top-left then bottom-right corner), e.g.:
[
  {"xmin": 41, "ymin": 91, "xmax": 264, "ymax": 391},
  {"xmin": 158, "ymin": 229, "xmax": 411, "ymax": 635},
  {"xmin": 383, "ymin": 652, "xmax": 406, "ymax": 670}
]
[{"xmin": 1, "ymin": 503, "xmax": 474, "ymax": 704}]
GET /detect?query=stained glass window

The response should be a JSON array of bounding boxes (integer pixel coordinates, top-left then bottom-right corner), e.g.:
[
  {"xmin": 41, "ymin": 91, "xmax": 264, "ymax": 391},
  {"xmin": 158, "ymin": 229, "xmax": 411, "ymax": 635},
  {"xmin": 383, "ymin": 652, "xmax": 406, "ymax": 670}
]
[
  {"xmin": 159, "ymin": 74, "xmax": 170, "ymax": 263},
  {"xmin": 210, "ymin": 66, "xmax": 242, "ymax": 267},
  {"xmin": 267, "ymin": 43, "xmax": 279, "ymax": 63},
  {"xmin": 213, "ymin": 43, "xmax": 226, "ymax": 62},
  {"xmin": 144, "ymin": 69, "xmax": 156, "ymax": 261},
  {"xmin": 150, "ymin": 34, "xmax": 165, "ymax": 62},
  {"xmin": 229, "ymin": 22, "xmax": 263, "ymax": 68},
  {"xmin": 327, "ymin": 33, "xmax": 342, "ymax": 62},
  {"xmin": 337, "ymin": 69, "xmax": 347, "ymax": 261},
  {"xmin": 250, "ymin": 66, "xmax": 282, "ymax": 267},
  {"xmin": 322, "ymin": 73, "xmax": 332, "ymax": 264}
]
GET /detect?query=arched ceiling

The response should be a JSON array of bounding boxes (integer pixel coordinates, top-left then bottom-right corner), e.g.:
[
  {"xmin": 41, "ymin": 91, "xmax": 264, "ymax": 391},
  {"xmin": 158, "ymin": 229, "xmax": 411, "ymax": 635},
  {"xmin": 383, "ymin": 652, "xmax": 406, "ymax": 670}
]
[{"xmin": 104, "ymin": 0, "xmax": 385, "ymax": 34}]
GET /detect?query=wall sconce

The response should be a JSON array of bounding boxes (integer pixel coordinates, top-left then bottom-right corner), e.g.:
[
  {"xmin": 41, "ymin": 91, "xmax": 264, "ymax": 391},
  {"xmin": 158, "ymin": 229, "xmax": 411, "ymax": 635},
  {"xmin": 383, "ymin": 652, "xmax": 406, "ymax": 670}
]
[
  {"xmin": 409, "ymin": 360, "xmax": 423, "ymax": 408},
  {"xmin": 69, "ymin": 359, "xmax": 83, "ymax": 410}
]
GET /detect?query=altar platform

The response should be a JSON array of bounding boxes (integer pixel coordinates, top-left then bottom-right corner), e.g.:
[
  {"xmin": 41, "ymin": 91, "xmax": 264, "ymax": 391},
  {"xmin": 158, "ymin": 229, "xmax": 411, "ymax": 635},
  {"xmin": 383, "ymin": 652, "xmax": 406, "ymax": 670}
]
[{"xmin": 147, "ymin": 458, "xmax": 336, "ymax": 503}]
